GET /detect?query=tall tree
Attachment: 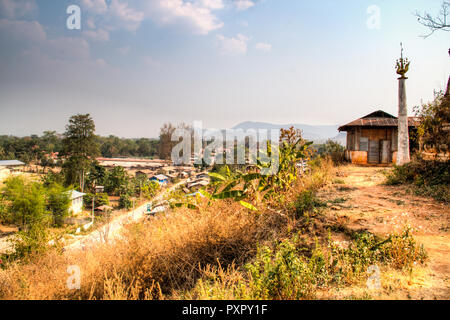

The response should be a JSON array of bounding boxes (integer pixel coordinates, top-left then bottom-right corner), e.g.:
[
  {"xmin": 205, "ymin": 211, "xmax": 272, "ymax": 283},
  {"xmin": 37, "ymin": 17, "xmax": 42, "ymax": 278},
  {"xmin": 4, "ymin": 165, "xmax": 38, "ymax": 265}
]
[
  {"xmin": 158, "ymin": 122, "xmax": 176, "ymax": 160},
  {"xmin": 41, "ymin": 131, "xmax": 61, "ymax": 153},
  {"xmin": 61, "ymin": 114, "xmax": 99, "ymax": 192},
  {"xmin": 105, "ymin": 166, "xmax": 130, "ymax": 196}
]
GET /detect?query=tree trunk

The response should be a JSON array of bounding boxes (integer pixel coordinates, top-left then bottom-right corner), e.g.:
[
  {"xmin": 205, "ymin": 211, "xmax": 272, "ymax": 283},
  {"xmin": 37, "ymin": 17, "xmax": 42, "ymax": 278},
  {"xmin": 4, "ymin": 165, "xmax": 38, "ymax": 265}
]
[{"xmin": 445, "ymin": 75, "xmax": 450, "ymax": 97}]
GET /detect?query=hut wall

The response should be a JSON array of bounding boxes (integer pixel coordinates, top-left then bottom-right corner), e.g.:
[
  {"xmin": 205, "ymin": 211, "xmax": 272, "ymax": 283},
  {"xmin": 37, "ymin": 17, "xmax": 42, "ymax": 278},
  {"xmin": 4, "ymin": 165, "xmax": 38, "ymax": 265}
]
[
  {"xmin": 361, "ymin": 128, "xmax": 392, "ymax": 140},
  {"xmin": 391, "ymin": 128, "xmax": 398, "ymax": 152},
  {"xmin": 355, "ymin": 127, "xmax": 361, "ymax": 151},
  {"xmin": 349, "ymin": 151, "xmax": 367, "ymax": 164},
  {"xmin": 344, "ymin": 127, "xmax": 397, "ymax": 164}
]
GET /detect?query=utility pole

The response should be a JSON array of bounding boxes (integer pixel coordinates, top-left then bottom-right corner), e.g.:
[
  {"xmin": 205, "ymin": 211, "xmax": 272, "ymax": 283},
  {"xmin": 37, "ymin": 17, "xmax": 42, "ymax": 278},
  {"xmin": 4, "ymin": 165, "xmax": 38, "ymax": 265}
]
[
  {"xmin": 395, "ymin": 43, "xmax": 411, "ymax": 165},
  {"xmin": 132, "ymin": 197, "xmax": 135, "ymax": 220},
  {"xmin": 92, "ymin": 196, "xmax": 95, "ymax": 223}
]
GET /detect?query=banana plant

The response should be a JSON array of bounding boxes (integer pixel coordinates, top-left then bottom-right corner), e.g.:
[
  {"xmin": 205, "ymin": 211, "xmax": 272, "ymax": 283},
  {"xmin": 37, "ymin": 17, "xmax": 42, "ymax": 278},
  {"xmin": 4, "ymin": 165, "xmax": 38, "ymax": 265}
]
[{"xmin": 171, "ymin": 128, "xmax": 314, "ymax": 213}]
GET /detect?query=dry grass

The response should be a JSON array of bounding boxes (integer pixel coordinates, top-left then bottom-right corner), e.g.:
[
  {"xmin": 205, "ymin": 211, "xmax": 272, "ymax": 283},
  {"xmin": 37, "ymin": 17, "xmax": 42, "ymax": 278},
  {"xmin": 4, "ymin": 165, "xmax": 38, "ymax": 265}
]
[
  {"xmin": 0, "ymin": 158, "xmax": 336, "ymax": 300},
  {"xmin": 0, "ymin": 201, "xmax": 285, "ymax": 300}
]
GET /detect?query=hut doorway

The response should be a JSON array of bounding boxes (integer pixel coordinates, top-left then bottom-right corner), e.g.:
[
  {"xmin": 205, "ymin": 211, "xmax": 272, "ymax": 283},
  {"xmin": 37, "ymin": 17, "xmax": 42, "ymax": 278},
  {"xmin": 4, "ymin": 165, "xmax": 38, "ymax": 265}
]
[
  {"xmin": 368, "ymin": 140, "xmax": 380, "ymax": 163},
  {"xmin": 380, "ymin": 140, "xmax": 391, "ymax": 164}
]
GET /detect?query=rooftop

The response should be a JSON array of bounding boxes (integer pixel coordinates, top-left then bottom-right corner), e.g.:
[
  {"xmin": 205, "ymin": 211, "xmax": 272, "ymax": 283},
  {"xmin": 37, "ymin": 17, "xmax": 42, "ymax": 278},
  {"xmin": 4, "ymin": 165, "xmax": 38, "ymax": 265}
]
[
  {"xmin": 0, "ymin": 160, "xmax": 25, "ymax": 166},
  {"xmin": 338, "ymin": 110, "xmax": 420, "ymax": 131},
  {"xmin": 152, "ymin": 174, "xmax": 169, "ymax": 181},
  {"xmin": 67, "ymin": 190, "xmax": 86, "ymax": 200}
]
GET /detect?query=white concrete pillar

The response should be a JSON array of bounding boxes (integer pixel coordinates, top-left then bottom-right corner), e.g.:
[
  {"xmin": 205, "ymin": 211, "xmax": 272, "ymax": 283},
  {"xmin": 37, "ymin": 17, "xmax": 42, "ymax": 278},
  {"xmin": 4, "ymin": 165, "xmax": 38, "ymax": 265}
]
[{"xmin": 397, "ymin": 77, "xmax": 410, "ymax": 165}]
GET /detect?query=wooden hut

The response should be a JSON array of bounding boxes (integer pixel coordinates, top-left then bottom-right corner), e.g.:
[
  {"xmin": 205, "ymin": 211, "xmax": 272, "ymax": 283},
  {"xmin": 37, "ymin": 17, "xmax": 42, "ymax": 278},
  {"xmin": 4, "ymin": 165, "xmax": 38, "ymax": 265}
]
[{"xmin": 338, "ymin": 110, "xmax": 419, "ymax": 165}]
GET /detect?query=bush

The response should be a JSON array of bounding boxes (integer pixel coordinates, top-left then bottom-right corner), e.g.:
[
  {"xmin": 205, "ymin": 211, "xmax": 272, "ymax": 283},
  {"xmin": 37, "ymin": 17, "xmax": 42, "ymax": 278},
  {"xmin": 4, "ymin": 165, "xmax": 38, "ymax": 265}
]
[
  {"xmin": 6, "ymin": 222, "xmax": 51, "ymax": 262},
  {"xmin": 141, "ymin": 181, "xmax": 160, "ymax": 200},
  {"xmin": 1, "ymin": 177, "xmax": 47, "ymax": 227},
  {"xmin": 316, "ymin": 140, "xmax": 346, "ymax": 164},
  {"xmin": 83, "ymin": 193, "xmax": 110, "ymax": 209},
  {"xmin": 332, "ymin": 229, "xmax": 427, "ymax": 280},
  {"xmin": 244, "ymin": 238, "xmax": 320, "ymax": 299},
  {"xmin": 119, "ymin": 193, "xmax": 132, "ymax": 210},
  {"xmin": 294, "ymin": 190, "xmax": 325, "ymax": 217},
  {"xmin": 385, "ymin": 158, "xmax": 449, "ymax": 202}
]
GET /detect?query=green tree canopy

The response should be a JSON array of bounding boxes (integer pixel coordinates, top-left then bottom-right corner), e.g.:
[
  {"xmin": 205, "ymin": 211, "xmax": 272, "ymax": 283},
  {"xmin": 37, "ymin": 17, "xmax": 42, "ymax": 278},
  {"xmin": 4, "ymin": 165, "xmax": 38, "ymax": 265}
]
[
  {"xmin": 415, "ymin": 91, "xmax": 450, "ymax": 154},
  {"xmin": 46, "ymin": 183, "xmax": 71, "ymax": 227},
  {"xmin": 1, "ymin": 176, "xmax": 47, "ymax": 229},
  {"xmin": 61, "ymin": 114, "xmax": 99, "ymax": 192},
  {"xmin": 105, "ymin": 166, "xmax": 131, "ymax": 196}
]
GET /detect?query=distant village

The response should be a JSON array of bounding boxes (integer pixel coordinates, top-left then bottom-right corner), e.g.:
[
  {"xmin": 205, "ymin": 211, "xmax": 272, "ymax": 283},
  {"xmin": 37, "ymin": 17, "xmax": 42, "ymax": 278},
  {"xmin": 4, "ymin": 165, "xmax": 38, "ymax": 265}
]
[{"xmin": 0, "ymin": 154, "xmax": 213, "ymax": 219}]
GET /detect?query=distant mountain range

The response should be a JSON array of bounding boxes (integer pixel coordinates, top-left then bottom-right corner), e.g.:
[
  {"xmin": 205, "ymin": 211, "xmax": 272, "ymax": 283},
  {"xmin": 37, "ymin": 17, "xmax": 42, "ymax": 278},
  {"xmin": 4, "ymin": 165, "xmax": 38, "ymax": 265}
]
[{"xmin": 232, "ymin": 121, "xmax": 346, "ymax": 145}]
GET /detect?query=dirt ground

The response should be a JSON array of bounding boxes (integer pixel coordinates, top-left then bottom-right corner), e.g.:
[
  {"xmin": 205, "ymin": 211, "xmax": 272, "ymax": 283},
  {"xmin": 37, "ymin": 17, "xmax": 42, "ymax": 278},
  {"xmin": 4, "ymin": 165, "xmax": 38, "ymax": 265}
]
[{"xmin": 317, "ymin": 165, "xmax": 449, "ymax": 300}]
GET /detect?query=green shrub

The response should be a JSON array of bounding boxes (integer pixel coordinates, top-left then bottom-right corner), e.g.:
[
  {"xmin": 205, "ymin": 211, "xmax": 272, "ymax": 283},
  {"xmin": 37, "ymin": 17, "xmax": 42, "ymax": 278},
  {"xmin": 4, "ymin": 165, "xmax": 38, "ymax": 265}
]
[
  {"xmin": 294, "ymin": 190, "xmax": 325, "ymax": 217},
  {"xmin": 315, "ymin": 140, "xmax": 346, "ymax": 164},
  {"xmin": 412, "ymin": 184, "xmax": 449, "ymax": 203},
  {"xmin": 119, "ymin": 193, "xmax": 132, "ymax": 210},
  {"xmin": 83, "ymin": 193, "xmax": 110, "ymax": 209},
  {"xmin": 1, "ymin": 176, "xmax": 47, "ymax": 227},
  {"xmin": 6, "ymin": 222, "xmax": 52, "ymax": 262},
  {"xmin": 385, "ymin": 159, "xmax": 449, "ymax": 202},
  {"xmin": 245, "ymin": 238, "xmax": 320, "ymax": 299},
  {"xmin": 331, "ymin": 229, "xmax": 427, "ymax": 280}
]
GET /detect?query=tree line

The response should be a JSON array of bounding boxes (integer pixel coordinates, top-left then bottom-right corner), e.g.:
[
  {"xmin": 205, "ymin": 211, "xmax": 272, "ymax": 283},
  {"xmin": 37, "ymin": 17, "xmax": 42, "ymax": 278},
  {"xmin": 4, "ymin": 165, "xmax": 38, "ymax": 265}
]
[{"xmin": 0, "ymin": 133, "xmax": 160, "ymax": 164}]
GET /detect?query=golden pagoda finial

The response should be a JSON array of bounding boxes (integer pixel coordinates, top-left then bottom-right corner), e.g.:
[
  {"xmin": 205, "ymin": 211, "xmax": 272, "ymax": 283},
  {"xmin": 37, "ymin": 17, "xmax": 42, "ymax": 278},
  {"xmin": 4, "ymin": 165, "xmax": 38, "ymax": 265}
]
[{"xmin": 396, "ymin": 42, "xmax": 410, "ymax": 79}]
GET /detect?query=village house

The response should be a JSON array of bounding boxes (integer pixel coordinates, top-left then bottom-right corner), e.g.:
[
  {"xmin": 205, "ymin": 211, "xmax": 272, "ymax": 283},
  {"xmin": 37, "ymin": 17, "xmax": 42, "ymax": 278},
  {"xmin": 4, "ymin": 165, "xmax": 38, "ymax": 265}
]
[
  {"xmin": 135, "ymin": 169, "xmax": 154, "ymax": 179},
  {"xmin": 0, "ymin": 160, "xmax": 25, "ymax": 174},
  {"xmin": 186, "ymin": 179, "xmax": 210, "ymax": 192},
  {"xmin": 162, "ymin": 166, "xmax": 177, "ymax": 175},
  {"xmin": 68, "ymin": 190, "xmax": 86, "ymax": 215},
  {"xmin": 150, "ymin": 174, "xmax": 170, "ymax": 186},
  {"xmin": 43, "ymin": 152, "xmax": 59, "ymax": 164},
  {"xmin": 338, "ymin": 110, "xmax": 419, "ymax": 165}
]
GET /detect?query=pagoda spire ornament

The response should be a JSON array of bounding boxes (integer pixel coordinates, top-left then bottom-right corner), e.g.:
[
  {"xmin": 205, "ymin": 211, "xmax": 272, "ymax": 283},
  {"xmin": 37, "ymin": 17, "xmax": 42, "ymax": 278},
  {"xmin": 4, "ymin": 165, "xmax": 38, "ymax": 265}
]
[{"xmin": 396, "ymin": 43, "xmax": 410, "ymax": 79}]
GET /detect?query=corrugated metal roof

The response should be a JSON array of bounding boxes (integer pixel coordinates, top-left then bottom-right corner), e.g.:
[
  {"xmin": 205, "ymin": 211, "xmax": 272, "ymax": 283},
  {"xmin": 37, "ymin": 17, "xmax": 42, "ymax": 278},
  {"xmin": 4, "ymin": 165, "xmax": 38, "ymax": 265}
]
[
  {"xmin": 338, "ymin": 111, "xmax": 420, "ymax": 131},
  {"xmin": 152, "ymin": 174, "xmax": 169, "ymax": 181},
  {"xmin": 67, "ymin": 190, "xmax": 86, "ymax": 200},
  {"xmin": 0, "ymin": 160, "xmax": 25, "ymax": 166}
]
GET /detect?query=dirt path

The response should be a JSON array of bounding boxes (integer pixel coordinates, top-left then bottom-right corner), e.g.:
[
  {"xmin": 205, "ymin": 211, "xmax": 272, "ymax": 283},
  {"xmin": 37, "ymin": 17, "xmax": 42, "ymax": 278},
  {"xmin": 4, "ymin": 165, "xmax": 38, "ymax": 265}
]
[
  {"xmin": 318, "ymin": 165, "xmax": 449, "ymax": 300},
  {"xmin": 64, "ymin": 178, "xmax": 190, "ymax": 252}
]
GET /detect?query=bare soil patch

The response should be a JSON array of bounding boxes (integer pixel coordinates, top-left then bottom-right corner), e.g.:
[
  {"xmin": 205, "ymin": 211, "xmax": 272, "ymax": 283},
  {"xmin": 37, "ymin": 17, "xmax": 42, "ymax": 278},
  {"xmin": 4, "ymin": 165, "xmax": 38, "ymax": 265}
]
[{"xmin": 317, "ymin": 165, "xmax": 449, "ymax": 299}]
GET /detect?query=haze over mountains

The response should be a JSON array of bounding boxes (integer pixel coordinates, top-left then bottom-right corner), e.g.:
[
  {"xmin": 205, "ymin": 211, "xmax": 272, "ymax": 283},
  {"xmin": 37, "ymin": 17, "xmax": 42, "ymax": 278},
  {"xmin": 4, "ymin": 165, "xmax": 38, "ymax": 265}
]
[{"xmin": 232, "ymin": 121, "xmax": 346, "ymax": 144}]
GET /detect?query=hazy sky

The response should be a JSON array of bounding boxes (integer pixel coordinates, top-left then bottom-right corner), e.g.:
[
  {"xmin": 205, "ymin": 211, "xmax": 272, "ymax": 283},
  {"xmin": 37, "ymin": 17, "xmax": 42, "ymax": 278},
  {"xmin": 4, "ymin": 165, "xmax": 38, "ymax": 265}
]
[{"xmin": 0, "ymin": 0, "xmax": 448, "ymax": 138}]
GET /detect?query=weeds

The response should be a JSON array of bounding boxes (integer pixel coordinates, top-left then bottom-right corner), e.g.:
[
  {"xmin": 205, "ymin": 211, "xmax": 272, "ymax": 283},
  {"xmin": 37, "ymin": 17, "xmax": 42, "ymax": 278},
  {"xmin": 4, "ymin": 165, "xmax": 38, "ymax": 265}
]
[
  {"xmin": 294, "ymin": 190, "xmax": 326, "ymax": 217},
  {"xmin": 188, "ymin": 228, "xmax": 427, "ymax": 300}
]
